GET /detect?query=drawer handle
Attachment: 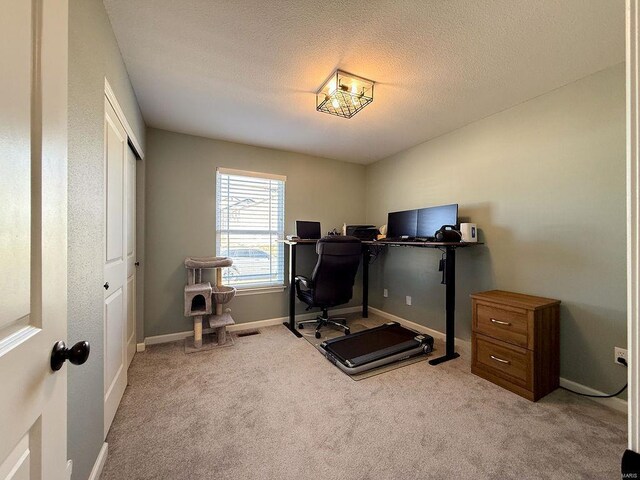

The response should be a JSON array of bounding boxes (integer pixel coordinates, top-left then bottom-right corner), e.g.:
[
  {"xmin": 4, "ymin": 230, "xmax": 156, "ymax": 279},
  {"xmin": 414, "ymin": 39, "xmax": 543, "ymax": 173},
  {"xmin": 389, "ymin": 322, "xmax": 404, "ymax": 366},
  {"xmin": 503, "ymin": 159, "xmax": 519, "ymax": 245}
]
[
  {"xmin": 490, "ymin": 355, "xmax": 511, "ymax": 365},
  {"xmin": 490, "ymin": 318, "xmax": 511, "ymax": 326}
]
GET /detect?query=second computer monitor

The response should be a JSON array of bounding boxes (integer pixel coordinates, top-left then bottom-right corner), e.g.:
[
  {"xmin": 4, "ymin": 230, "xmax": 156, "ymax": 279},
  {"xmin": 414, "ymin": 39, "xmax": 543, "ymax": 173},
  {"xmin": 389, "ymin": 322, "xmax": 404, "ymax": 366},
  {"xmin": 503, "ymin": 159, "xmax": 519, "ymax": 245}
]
[
  {"xmin": 386, "ymin": 210, "xmax": 418, "ymax": 238},
  {"xmin": 417, "ymin": 204, "xmax": 458, "ymax": 238}
]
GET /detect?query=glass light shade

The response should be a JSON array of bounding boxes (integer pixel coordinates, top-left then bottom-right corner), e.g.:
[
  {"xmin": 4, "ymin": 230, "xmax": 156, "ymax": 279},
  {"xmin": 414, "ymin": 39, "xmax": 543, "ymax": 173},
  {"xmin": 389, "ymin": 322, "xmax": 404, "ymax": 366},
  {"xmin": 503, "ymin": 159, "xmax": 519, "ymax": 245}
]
[{"xmin": 316, "ymin": 70, "xmax": 374, "ymax": 119}]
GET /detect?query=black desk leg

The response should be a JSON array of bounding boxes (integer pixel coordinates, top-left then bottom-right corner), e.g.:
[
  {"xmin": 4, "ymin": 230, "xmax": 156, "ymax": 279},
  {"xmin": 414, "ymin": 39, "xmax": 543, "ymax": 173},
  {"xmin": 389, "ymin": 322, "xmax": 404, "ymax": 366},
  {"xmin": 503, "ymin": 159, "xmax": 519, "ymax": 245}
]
[
  {"xmin": 283, "ymin": 243, "xmax": 302, "ymax": 338},
  {"xmin": 362, "ymin": 247, "xmax": 370, "ymax": 318},
  {"xmin": 429, "ymin": 246, "xmax": 460, "ymax": 365}
]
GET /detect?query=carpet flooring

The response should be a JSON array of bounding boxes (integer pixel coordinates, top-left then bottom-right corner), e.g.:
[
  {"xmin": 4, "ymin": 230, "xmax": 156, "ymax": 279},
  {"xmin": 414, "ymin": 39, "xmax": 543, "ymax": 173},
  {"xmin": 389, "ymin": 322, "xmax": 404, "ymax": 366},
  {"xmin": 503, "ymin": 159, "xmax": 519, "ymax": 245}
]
[{"xmin": 101, "ymin": 314, "xmax": 626, "ymax": 479}]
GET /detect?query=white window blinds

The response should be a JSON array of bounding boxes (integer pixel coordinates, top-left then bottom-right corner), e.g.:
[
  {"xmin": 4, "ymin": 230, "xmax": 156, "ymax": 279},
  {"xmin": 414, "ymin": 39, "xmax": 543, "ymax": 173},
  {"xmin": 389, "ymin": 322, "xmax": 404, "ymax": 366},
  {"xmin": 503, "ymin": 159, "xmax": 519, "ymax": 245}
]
[{"xmin": 216, "ymin": 168, "xmax": 285, "ymax": 288}]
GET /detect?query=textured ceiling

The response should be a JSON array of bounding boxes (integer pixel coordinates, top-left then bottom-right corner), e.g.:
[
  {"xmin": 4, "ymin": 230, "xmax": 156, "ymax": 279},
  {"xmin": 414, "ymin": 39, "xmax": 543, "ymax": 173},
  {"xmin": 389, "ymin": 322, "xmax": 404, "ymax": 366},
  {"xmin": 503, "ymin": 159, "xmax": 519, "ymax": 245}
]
[{"xmin": 103, "ymin": 0, "xmax": 624, "ymax": 164}]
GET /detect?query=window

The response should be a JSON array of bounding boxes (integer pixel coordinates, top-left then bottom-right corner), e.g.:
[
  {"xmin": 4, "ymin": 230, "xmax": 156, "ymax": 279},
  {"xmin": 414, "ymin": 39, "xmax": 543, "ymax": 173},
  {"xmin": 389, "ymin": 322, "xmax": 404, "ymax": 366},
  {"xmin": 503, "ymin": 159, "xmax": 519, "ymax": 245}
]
[{"xmin": 216, "ymin": 168, "xmax": 285, "ymax": 289}]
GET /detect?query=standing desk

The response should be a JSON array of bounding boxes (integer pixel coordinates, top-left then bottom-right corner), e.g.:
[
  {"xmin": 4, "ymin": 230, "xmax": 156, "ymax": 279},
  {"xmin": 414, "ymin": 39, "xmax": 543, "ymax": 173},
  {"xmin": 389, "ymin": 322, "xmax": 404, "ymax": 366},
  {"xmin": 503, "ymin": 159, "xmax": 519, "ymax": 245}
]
[{"xmin": 280, "ymin": 239, "xmax": 482, "ymax": 365}]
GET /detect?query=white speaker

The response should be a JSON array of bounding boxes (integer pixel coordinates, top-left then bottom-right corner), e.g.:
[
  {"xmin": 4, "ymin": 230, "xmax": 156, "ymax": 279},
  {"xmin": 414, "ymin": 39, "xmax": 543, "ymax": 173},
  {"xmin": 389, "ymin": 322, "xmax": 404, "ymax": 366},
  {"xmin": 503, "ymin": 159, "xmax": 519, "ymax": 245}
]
[{"xmin": 460, "ymin": 223, "xmax": 477, "ymax": 242}]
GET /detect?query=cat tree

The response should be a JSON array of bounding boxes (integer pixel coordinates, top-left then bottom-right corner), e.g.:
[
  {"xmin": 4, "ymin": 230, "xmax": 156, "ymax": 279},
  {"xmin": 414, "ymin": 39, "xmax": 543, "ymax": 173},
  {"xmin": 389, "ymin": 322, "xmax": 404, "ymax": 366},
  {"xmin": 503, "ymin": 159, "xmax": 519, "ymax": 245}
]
[{"xmin": 183, "ymin": 256, "xmax": 236, "ymax": 351}]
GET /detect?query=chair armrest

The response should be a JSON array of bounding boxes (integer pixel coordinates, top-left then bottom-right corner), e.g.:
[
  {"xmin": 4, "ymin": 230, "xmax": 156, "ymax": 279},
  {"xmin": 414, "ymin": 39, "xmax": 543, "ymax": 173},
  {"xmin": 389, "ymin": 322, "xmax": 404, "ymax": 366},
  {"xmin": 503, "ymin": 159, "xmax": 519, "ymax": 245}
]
[
  {"xmin": 294, "ymin": 275, "xmax": 313, "ymax": 289},
  {"xmin": 294, "ymin": 276, "xmax": 313, "ymax": 298}
]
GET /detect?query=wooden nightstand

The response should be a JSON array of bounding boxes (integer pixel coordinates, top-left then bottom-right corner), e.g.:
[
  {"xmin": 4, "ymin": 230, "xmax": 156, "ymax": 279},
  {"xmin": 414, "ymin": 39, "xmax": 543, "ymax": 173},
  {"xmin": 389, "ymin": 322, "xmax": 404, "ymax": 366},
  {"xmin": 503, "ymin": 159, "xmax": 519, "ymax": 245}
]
[{"xmin": 470, "ymin": 290, "xmax": 561, "ymax": 401}]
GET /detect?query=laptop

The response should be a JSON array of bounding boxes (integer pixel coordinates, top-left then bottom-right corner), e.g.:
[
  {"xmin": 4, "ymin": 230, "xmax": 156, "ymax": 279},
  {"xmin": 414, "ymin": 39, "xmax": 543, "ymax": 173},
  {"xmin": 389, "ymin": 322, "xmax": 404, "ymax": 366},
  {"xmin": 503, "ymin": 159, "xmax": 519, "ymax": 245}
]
[{"xmin": 296, "ymin": 220, "xmax": 322, "ymax": 240}]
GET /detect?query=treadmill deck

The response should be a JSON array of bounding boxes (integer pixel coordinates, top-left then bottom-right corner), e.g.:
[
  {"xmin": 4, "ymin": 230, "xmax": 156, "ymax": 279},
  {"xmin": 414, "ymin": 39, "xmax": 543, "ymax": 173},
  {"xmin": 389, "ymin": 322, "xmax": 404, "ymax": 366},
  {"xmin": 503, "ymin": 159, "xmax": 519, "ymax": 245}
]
[{"xmin": 319, "ymin": 322, "xmax": 434, "ymax": 374}]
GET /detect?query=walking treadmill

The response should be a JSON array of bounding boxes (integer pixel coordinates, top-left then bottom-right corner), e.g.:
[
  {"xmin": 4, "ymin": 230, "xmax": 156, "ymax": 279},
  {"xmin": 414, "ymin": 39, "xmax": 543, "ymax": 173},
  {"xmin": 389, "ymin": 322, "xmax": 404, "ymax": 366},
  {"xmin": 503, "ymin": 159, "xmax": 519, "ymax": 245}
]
[{"xmin": 319, "ymin": 322, "xmax": 434, "ymax": 375}]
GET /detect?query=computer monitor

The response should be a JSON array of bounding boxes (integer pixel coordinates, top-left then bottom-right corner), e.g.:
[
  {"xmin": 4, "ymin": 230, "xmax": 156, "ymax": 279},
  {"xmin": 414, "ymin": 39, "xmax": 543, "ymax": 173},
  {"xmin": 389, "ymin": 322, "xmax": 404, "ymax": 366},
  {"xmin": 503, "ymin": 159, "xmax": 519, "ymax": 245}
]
[
  {"xmin": 417, "ymin": 204, "xmax": 458, "ymax": 238},
  {"xmin": 296, "ymin": 220, "xmax": 321, "ymax": 239},
  {"xmin": 386, "ymin": 210, "xmax": 418, "ymax": 238}
]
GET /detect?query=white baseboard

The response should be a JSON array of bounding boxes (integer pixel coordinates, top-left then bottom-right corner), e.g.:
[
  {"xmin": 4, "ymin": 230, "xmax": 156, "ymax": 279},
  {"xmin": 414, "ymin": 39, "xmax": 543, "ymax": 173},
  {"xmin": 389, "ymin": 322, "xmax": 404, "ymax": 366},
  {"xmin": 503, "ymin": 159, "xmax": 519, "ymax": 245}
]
[
  {"xmin": 142, "ymin": 306, "xmax": 362, "ymax": 346},
  {"xmin": 559, "ymin": 377, "xmax": 628, "ymax": 413},
  {"xmin": 226, "ymin": 316, "xmax": 288, "ymax": 332},
  {"xmin": 370, "ymin": 307, "xmax": 627, "ymax": 414},
  {"xmin": 88, "ymin": 442, "xmax": 108, "ymax": 480},
  {"xmin": 368, "ymin": 306, "xmax": 471, "ymax": 348},
  {"xmin": 136, "ymin": 342, "xmax": 145, "ymax": 352}
]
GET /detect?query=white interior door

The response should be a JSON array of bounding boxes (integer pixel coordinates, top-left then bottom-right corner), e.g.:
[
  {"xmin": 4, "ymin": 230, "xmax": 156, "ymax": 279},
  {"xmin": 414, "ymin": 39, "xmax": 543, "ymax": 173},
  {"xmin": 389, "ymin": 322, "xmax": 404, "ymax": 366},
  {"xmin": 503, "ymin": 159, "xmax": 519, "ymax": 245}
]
[
  {"xmin": 0, "ymin": 0, "xmax": 69, "ymax": 479},
  {"xmin": 104, "ymin": 98, "xmax": 128, "ymax": 436},
  {"xmin": 125, "ymin": 146, "xmax": 136, "ymax": 368}
]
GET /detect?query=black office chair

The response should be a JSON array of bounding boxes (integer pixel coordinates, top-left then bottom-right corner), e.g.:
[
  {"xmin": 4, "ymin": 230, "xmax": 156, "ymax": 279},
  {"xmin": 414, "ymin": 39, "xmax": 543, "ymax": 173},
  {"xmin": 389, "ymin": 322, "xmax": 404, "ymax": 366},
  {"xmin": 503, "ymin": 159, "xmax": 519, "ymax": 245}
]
[{"xmin": 295, "ymin": 235, "xmax": 362, "ymax": 339}]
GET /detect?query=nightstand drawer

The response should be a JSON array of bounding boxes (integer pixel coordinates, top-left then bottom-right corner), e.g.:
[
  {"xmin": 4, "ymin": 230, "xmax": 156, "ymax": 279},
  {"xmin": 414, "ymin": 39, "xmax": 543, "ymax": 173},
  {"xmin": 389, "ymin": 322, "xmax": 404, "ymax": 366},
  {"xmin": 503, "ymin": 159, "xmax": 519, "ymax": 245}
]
[
  {"xmin": 474, "ymin": 335, "xmax": 531, "ymax": 388},
  {"xmin": 475, "ymin": 303, "xmax": 529, "ymax": 347}
]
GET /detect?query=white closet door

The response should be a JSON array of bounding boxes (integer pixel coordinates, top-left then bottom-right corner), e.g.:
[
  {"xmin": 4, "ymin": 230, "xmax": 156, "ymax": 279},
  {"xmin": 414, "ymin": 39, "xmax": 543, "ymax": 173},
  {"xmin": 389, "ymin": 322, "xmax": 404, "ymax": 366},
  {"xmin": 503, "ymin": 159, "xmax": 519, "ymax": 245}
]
[
  {"xmin": 125, "ymin": 145, "xmax": 136, "ymax": 368},
  {"xmin": 104, "ymin": 97, "xmax": 128, "ymax": 436}
]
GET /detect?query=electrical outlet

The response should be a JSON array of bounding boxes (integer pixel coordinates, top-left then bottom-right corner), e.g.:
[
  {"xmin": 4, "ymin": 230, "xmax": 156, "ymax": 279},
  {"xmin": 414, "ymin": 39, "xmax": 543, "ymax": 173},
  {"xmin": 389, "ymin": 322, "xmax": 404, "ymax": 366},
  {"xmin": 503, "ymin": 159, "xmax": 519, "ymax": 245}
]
[
  {"xmin": 383, "ymin": 288, "xmax": 388, "ymax": 298},
  {"xmin": 614, "ymin": 347, "xmax": 628, "ymax": 366},
  {"xmin": 406, "ymin": 296, "xmax": 412, "ymax": 306}
]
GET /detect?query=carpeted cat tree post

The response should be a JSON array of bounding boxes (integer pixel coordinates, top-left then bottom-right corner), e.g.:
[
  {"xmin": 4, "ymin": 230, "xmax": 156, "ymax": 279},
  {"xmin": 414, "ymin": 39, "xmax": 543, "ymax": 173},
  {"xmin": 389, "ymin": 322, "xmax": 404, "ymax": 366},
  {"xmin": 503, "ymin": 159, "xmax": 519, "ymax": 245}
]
[{"xmin": 183, "ymin": 256, "xmax": 236, "ymax": 352}]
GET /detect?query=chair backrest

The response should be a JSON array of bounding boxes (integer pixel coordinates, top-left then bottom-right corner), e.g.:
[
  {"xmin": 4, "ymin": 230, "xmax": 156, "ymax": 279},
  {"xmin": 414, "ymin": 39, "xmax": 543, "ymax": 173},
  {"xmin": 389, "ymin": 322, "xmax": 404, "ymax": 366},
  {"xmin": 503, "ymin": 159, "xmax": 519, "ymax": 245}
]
[{"xmin": 311, "ymin": 236, "xmax": 362, "ymax": 306}]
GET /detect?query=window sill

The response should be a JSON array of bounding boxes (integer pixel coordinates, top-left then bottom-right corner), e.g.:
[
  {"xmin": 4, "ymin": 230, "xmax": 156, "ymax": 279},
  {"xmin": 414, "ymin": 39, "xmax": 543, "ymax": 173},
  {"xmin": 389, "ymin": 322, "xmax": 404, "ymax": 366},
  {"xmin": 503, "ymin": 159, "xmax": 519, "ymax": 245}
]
[{"xmin": 234, "ymin": 285, "xmax": 287, "ymax": 296}]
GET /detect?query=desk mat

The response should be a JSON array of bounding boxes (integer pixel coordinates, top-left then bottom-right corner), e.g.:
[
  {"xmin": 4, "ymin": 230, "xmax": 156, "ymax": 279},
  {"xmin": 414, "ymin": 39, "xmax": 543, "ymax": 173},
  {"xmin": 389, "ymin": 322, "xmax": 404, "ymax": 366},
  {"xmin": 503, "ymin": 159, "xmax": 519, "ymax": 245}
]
[{"xmin": 298, "ymin": 313, "xmax": 433, "ymax": 380}]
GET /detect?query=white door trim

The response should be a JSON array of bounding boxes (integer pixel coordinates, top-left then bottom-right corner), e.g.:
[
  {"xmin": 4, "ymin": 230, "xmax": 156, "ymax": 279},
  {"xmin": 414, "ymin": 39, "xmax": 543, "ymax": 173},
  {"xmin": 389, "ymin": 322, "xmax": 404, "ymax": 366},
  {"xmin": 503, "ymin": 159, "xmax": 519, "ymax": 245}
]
[
  {"xmin": 104, "ymin": 78, "xmax": 144, "ymax": 159},
  {"xmin": 627, "ymin": 0, "xmax": 640, "ymax": 453}
]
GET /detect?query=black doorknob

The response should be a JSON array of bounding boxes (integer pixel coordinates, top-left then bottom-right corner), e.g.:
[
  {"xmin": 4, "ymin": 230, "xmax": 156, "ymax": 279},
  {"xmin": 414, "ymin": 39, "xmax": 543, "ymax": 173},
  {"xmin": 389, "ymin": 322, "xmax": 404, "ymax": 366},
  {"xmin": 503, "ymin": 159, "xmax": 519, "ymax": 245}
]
[
  {"xmin": 134, "ymin": 262, "xmax": 140, "ymax": 266},
  {"xmin": 104, "ymin": 282, "xmax": 109, "ymax": 290},
  {"xmin": 50, "ymin": 341, "xmax": 90, "ymax": 371}
]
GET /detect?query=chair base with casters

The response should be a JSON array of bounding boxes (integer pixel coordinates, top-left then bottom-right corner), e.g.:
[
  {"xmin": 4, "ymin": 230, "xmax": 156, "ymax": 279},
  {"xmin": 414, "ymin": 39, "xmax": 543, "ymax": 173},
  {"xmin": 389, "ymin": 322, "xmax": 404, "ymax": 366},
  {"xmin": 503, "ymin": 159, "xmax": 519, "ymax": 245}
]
[{"xmin": 297, "ymin": 308, "xmax": 351, "ymax": 339}]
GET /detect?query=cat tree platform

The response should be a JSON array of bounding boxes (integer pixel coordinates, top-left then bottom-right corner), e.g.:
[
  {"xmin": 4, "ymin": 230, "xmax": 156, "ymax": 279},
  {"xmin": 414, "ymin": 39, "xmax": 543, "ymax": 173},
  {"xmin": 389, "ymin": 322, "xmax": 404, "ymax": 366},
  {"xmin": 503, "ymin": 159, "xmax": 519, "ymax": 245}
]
[{"xmin": 184, "ymin": 256, "xmax": 236, "ymax": 352}]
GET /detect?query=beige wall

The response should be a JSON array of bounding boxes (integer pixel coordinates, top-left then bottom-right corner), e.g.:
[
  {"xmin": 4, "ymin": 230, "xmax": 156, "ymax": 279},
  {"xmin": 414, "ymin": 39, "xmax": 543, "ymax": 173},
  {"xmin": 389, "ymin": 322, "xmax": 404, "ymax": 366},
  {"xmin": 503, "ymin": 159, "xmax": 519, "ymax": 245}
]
[
  {"xmin": 68, "ymin": 1, "xmax": 145, "ymax": 479},
  {"xmin": 365, "ymin": 64, "xmax": 626, "ymax": 394},
  {"xmin": 144, "ymin": 128, "xmax": 367, "ymax": 337}
]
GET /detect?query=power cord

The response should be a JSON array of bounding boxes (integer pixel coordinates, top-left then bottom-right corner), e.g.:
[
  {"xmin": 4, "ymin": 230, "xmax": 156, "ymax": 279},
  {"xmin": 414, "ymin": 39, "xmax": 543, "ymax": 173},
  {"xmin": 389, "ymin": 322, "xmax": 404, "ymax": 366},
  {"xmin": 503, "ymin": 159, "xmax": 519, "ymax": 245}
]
[
  {"xmin": 560, "ymin": 357, "xmax": 628, "ymax": 398},
  {"xmin": 368, "ymin": 245, "xmax": 382, "ymax": 264}
]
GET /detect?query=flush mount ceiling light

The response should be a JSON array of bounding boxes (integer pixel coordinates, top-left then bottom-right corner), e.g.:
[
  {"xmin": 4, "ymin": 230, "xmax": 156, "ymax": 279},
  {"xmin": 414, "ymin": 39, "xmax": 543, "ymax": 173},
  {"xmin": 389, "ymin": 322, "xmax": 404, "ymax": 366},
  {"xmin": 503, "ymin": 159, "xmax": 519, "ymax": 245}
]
[{"xmin": 316, "ymin": 70, "xmax": 374, "ymax": 119}]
